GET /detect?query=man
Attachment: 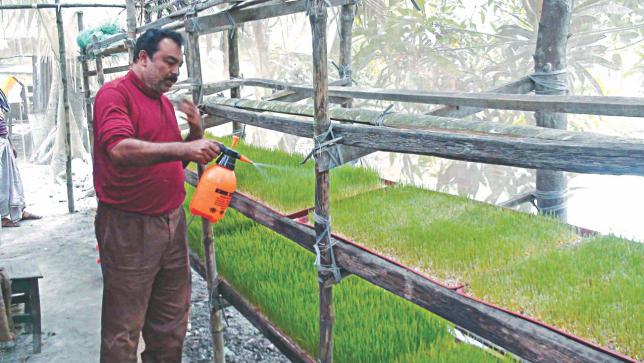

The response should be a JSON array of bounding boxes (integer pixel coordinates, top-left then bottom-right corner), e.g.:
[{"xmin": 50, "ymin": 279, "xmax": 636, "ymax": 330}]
[
  {"xmin": 0, "ymin": 86, "xmax": 41, "ymax": 228},
  {"xmin": 93, "ymin": 28, "xmax": 221, "ymax": 362}
]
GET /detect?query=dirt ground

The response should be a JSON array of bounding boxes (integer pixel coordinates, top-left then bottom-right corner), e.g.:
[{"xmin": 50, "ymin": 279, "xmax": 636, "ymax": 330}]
[{"xmin": 0, "ymin": 160, "xmax": 288, "ymax": 363}]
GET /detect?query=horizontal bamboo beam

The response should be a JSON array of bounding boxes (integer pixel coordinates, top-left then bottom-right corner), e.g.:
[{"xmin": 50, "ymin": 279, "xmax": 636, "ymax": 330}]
[
  {"xmin": 200, "ymin": 104, "xmax": 644, "ymax": 176},
  {"xmin": 79, "ymin": 44, "xmax": 128, "ymax": 61},
  {"xmin": 264, "ymin": 78, "xmax": 351, "ymax": 103},
  {"xmin": 196, "ymin": 0, "xmax": 354, "ymax": 36},
  {"xmin": 233, "ymin": 78, "xmax": 644, "ymax": 117},
  {"xmin": 181, "ymin": 169, "xmax": 630, "ymax": 363},
  {"xmin": 83, "ymin": 0, "xmax": 353, "ymax": 56},
  {"xmin": 0, "ymin": 3, "xmax": 125, "ymax": 9},
  {"xmin": 196, "ymin": 78, "xmax": 351, "ymax": 129},
  {"xmin": 330, "ymin": 86, "xmax": 644, "ymax": 117},
  {"xmin": 202, "ymin": 80, "xmax": 246, "ymax": 96},
  {"xmin": 428, "ymin": 76, "xmax": 534, "ymax": 117},
  {"xmin": 83, "ymin": 0, "xmax": 227, "ymax": 54},
  {"xmin": 186, "ymin": 247, "xmax": 316, "ymax": 363},
  {"xmin": 136, "ymin": 0, "xmax": 229, "ymax": 33},
  {"xmin": 204, "ymin": 97, "xmax": 642, "ymax": 146},
  {"xmin": 84, "ymin": 64, "xmax": 129, "ymax": 77},
  {"xmin": 336, "ymin": 77, "xmax": 537, "ymax": 166},
  {"xmin": 85, "ymin": 33, "xmax": 128, "ymax": 54}
]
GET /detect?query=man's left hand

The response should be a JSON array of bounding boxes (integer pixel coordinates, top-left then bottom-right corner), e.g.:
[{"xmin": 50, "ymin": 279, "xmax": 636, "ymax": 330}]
[{"xmin": 179, "ymin": 99, "xmax": 203, "ymax": 138}]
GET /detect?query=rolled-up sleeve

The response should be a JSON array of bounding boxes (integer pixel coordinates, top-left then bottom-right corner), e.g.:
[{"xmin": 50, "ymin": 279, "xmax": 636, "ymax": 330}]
[{"xmin": 93, "ymin": 88, "xmax": 134, "ymax": 153}]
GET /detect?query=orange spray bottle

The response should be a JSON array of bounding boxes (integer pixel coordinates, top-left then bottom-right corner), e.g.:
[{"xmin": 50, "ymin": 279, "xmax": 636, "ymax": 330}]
[{"xmin": 189, "ymin": 136, "xmax": 253, "ymax": 223}]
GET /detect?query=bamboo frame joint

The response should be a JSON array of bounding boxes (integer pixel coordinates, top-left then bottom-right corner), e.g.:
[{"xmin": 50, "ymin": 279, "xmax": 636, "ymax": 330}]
[
  {"xmin": 185, "ymin": 15, "xmax": 200, "ymax": 33},
  {"xmin": 321, "ymin": 267, "xmax": 351, "ymax": 287}
]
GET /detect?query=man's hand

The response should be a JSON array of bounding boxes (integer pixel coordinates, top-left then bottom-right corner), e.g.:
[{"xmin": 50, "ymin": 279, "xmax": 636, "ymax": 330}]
[
  {"xmin": 182, "ymin": 139, "xmax": 221, "ymax": 165},
  {"xmin": 179, "ymin": 99, "xmax": 203, "ymax": 140}
]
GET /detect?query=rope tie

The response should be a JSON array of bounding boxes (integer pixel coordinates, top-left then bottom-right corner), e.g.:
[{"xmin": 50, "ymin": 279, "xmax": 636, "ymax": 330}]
[
  {"xmin": 313, "ymin": 212, "xmax": 342, "ymax": 283},
  {"xmin": 301, "ymin": 123, "xmax": 344, "ymax": 167},
  {"xmin": 232, "ymin": 97, "xmax": 246, "ymax": 108},
  {"xmin": 372, "ymin": 104, "xmax": 395, "ymax": 127},
  {"xmin": 225, "ymin": 11, "xmax": 237, "ymax": 40},
  {"xmin": 185, "ymin": 8, "xmax": 200, "ymax": 33},
  {"xmin": 529, "ymin": 68, "xmax": 568, "ymax": 95},
  {"xmin": 331, "ymin": 60, "xmax": 352, "ymax": 80},
  {"xmin": 532, "ymin": 189, "xmax": 567, "ymax": 213},
  {"xmin": 306, "ymin": 0, "xmax": 332, "ymax": 17}
]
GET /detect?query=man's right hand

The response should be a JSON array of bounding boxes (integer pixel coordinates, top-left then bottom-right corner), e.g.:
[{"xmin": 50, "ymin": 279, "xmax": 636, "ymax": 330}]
[{"xmin": 183, "ymin": 139, "xmax": 221, "ymax": 165}]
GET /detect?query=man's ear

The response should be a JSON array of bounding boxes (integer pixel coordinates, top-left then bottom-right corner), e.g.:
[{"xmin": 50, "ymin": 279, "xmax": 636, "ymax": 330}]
[{"xmin": 138, "ymin": 50, "xmax": 149, "ymax": 65}]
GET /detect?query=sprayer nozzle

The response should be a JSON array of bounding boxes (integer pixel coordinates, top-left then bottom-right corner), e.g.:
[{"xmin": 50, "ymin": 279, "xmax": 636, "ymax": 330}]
[{"xmin": 239, "ymin": 155, "xmax": 253, "ymax": 164}]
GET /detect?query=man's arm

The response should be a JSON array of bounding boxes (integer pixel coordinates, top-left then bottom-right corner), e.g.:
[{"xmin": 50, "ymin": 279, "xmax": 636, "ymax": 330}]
[{"xmin": 109, "ymin": 138, "xmax": 221, "ymax": 167}]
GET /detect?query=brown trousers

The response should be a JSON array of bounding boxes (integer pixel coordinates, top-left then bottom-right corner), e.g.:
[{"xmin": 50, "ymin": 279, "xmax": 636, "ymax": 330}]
[{"xmin": 95, "ymin": 203, "xmax": 191, "ymax": 363}]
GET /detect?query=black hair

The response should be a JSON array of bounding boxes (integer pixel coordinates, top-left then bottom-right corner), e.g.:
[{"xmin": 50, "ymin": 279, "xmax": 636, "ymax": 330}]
[{"xmin": 133, "ymin": 28, "xmax": 183, "ymax": 62}]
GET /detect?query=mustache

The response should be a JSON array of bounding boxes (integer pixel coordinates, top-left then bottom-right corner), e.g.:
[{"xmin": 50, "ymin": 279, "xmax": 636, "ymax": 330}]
[{"xmin": 165, "ymin": 74, "xmax": 179, "ymax": 83}]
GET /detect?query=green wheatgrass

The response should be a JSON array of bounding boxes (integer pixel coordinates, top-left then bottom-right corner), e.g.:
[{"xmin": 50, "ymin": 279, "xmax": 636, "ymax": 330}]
[
  {"xmin": 183, "ymin": 140, "xmax": 640, "ymax": 359},
  {"xmin": 471, "ymin": 235, "xmax": 643, "ymax": 360},
  {"xmin": 211, "ymin": 224, "xmax": 505, "ymax": 362},
  {"xmin": 329, "ymin": 185, "xmax": 578, "ymax": 282},
  {"xmin": 329, "ymin": 186, "xmax": 641, "ymax": 359}
]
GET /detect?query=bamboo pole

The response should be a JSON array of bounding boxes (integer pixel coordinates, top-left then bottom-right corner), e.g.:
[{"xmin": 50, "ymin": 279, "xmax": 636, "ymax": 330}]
[
  {"xmin": 309, "ymin": 0, "xmax": 335, "ymax": 361},
  {"xmin": 77, "ymin": 12, "xmax": 94, "ymax": 152},
  {"xmin": 338, "ymin": 4, "xmax": 354, "ymax": 108},
  {"xmin": 228, "ymin": 27, "xmax": 244, "ymax": 137},
  {"xmin": 95, "ymin": 55, "xmax": 105, "ymax": 86},
  {"xmin": 55, "ymin": 0, "xmax": 74, "ymax": 213},
  {"xmin": 185, "ymin": 10, "xmax": 225, "ymax": 363},
  {"xmin": 533, "ymin": 0, "xmax": 572, "ymax": 220},
  {"xmin": 125, "ymin": 0, "xmax": 137, "ymax": 64}
]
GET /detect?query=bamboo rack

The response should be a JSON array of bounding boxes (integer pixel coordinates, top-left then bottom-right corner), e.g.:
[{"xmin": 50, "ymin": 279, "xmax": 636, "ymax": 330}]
[{"xmin": 77, "ymin": 0, "xmax": 643, "ymax": 362}]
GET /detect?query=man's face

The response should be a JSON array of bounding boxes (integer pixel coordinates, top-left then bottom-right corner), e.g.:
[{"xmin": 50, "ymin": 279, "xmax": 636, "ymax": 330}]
[{"xmin": 139, "ymin": 38, "xmax": 183, "ymax": 94}]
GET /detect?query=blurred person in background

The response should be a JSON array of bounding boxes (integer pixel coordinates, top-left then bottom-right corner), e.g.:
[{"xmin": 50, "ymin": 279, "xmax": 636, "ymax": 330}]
[{"xmin": 0, "ymin": 84, "xmax": 41, "ymax": 228}]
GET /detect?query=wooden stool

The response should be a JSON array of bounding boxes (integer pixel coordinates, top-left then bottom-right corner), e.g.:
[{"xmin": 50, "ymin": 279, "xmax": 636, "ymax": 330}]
[{"xmin": 0, "ymin": 260, "xmax": 42, "ymax": 353}]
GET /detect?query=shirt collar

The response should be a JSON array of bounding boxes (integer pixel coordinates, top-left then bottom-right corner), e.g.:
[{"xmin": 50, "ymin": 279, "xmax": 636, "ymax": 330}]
[{"xmin": 127, "ymin": 70, "xmax": 162, "ymax": 99}]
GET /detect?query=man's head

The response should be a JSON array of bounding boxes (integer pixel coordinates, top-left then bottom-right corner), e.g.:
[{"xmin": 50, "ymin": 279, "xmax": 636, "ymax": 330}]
[{"xmin": 132, "ymin": 28, "xmax": 183, "ymax": 94}]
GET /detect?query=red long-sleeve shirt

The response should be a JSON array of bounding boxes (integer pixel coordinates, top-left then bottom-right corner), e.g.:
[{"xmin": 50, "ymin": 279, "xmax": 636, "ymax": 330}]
[{"xmin": 93, "ymin": 71, "xmax": 185, "ymax": 216}]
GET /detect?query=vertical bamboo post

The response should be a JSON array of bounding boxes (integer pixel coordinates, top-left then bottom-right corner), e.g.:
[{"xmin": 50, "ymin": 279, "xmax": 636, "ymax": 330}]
[
  {"xmin": 185, "ymin": 11, "xmax": 226, "ymax": 363},
  {"xmin": 228, "ymin": 28, "xmax": 243, "ymax": 138},
  {"xmin": 310, "ymin": 1, "xmax": 334, "ymax": 362},
  {"xmin": 339, "ymin": 4, "xmax": 354, "ymax": 108},
  {"xmin": 95, "ymin": 55, "xmax": 105, "ymax": 86},
  {"xmin": 125, "ymin": 0, "xmax": 137, "ymax": 64},
  {"xmin": 77, "ymin": 11, "xmax": 94, "ymax": 152},
  {"xmin": 55, "ymin": 0, "xmax": 75, "ymax": 214},
  {"xmin": 533, "ymin": 0, "xmax": 571, "ymax": 220}
]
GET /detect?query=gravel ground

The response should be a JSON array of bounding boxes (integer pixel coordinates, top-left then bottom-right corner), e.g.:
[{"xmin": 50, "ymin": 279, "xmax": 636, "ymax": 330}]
[{"xmin": 182, "ymin": 270, "xmax": 290, "ymax": 363}]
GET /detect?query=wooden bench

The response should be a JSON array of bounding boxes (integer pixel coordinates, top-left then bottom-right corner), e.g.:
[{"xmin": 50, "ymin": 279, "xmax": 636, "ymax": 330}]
[{"xmin": 0, "ymin": 259, "xmax": 42, "ymax": 353}]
